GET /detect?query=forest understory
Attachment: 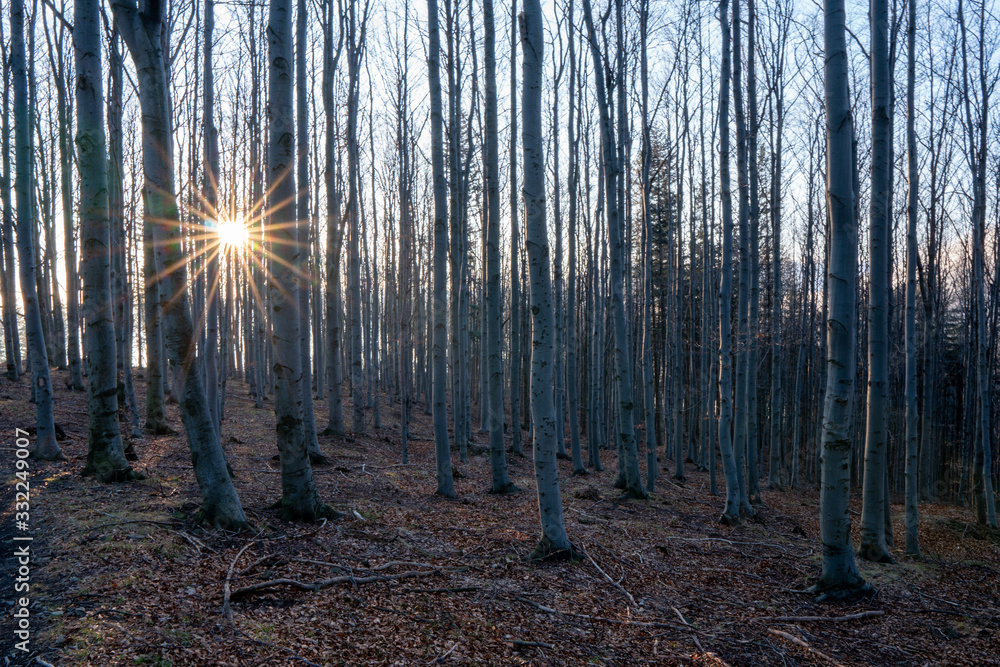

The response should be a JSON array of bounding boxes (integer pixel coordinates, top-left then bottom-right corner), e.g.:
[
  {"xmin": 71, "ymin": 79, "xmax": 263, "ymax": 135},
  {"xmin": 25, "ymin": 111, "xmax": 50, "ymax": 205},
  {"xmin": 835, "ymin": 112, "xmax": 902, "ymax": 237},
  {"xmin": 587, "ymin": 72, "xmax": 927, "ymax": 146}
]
[{"xmin": 2, "ymin": 370, "xmax": 998, "ymax": 667}]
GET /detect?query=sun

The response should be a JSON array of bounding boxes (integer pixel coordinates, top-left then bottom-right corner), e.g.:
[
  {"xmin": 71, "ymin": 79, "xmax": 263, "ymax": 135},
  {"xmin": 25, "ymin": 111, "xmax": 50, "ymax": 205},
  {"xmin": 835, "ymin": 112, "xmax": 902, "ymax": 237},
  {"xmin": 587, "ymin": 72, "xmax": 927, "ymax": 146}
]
[{"xmin": 215, "ymin": 215, "xmax": 250, "ymax": 249}]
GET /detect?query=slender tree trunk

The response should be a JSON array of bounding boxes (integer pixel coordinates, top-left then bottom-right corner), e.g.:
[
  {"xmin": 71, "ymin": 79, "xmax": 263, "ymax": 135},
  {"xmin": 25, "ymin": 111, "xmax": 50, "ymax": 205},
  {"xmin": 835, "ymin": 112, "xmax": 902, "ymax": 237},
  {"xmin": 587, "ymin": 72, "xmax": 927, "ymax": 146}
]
[
  {"xmin": 508, "ymin": 0, "xmax": 523, "ymax": 457},
  {"xmin": 716, "ymin": 0, "xmax": 740, "ymax": 523},
  {"xmin": 904, "ymin": 0, "xmax": 920, "ymax": 557},
  {"xmin": 112, "ymin": 0, "xmax": 248, "ymax": 529},
  {"xmin": 204, "ymin": 0, "xmax": 221, "ymax": 439},
  {"xmin": 732, "ymin": 0, "xmax": 754, "ymax": 517},
  {"xmin": 483, "ymin": 0, "xmax": 515, "ymax": 494},
  {"xmin": 346, "ymin": 4, "xmax": 365, "ymax": 435},
  {"xmin": 582, "ymin": 0, "xmax": 646, "ymax": 499},
  {"xmin": 427, "ymin": 0, "xmax": 456, "ymax": 498},
  {"xmin": 521, "ymin": 0, "xmax": 574, "ymax": 558},
  {"xmin": 859, "ymin": 0, "xmax": 894, "ymax": 564},
  {"xmin": 77, "ymin": 0, "xmax": 138, "ymax": 482},
  {"xmin": 297, "ymin": 0, "xmax": 324, "ymax": 462},
  {"xmin": 262, "ymin": 0, "xmax": 332, "ymax": 521},
  {"xmin": 814, "ymin": 0, "xmax": 869, "ymax": 597},
  {"xmin": 12, "ymin": 0, "xmax": 61, "ymax": 460},
  {"xmin": 566, "ymin": 0, "xmax": 584, "ymax": 475},
  {"xmin": 1, "ymin": 14, "xmax": 22, "ymax": 380},
  {"xmin": 108, "ymin": 29, "xmax": 143, "ymax": 441},
  {"xmin": 639, "ymin": 0, "xmax": 657, "ymax": 490}
]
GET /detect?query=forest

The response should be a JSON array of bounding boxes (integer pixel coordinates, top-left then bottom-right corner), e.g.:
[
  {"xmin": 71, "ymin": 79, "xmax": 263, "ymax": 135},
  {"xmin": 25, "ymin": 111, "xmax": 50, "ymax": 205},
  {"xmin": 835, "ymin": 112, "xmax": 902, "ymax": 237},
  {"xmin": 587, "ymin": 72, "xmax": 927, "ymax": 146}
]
[{"xmin": 1, "ymin": 0, "xmax": 999, "ymax": 662}]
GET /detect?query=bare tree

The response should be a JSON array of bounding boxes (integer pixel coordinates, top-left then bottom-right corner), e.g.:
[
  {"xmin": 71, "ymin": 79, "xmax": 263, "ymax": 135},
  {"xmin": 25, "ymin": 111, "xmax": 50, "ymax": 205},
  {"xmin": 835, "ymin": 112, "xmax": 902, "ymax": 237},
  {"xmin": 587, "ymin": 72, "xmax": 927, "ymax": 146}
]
[
  {"xmin": 427, "ymin": 0, "xmax": 456, "ymax": 498},
  {"xmin": 11, "ymin": 0, "xmax": 61, "ymax": 461},
  {"xmin": 521, "ymin": 0, "xmax": 574, "ymax": 558},
  {"xmin": 113, "ymin": 0, "xmax": 248, "ymax": 529},
  {"xmin": 813, "ymin": 0, "xmax": 869, "ymax": 598},
  {"xmin": 77, "ymin": 0, "xmax": 138, "ymax": 481},
  {"xmin": 859, "ymin": 0, "xmax": 894, "ymax": 564}
]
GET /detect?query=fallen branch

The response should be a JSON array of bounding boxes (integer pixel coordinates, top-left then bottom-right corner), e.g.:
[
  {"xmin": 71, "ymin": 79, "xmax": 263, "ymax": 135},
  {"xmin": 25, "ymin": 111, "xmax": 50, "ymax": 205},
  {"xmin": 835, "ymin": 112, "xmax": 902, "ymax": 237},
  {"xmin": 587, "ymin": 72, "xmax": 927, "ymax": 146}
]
[
  {"xmin": 672, "ymin": 606, "xmax": 704, "ymax": 652},
  {"xmin": 755, "ymin": 610, "xmax": 884, "ymax": 623},
  {"xmin": 222, "ymin": 542, "xmax": 255, "ymax": 623},
  {"xmin": 514, "ymin": 595, "xmax": 711, "ymax": 637},
  {"xmin": 429, "ymin": 640, "xmax": 459, "ymax": 664},
  {"xmin": 586, "ymin": 551, "xmax": 638, "ymax": 608},
  {"xmin": 508, "ymin": 640, "xmax": 554, "ymax": 649},
  {"xmin": 768, "ymin": 628, "xmax": 843, "ymax": 666},
  {"xmin": 231, "ymin": 567, "xmax": 463, "ymax": 601}
]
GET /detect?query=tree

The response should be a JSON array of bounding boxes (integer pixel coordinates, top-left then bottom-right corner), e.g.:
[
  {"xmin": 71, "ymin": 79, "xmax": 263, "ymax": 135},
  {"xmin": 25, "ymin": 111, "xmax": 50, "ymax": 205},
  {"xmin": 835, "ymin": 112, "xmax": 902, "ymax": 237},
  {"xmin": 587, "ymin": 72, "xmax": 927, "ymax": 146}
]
[
  {"xmin": 521, "ymin": 0, "xmax": 574, "ymax": 559},
  {"xmin": 508, "ymin": 0, "xmax": 523, "ymax": 458},
  {"xmin": 813, "ymin": 0, "xmax": 869, "ymax": 598},
  {"xmin": 205, "ymin": 0, "xmax": 222, "ymax": 438},
  {"xmin": 11, "ymin": 0, "xmax": 62, "ymax": 461},
  {"xmin": 297, "ymin": 0, "xmax": 325, "ymax": 462},
  {"xmin": 903, "ymin": 0, "xmax": 920, "ymax": 557},
  {"xmin": 112, "ymin": 0, "xmax": 248, "ymax": 529},
  {"xmin": 264, "ymin": 0, "xmax": 332, "ymax": 521},
  {"xmin": 958, "ymin": 0, "xmax": 997, "ymax": 529},
  {"xmin": 716, "ymin": 0, "xmax": 741, "ymax": 524},
  {"xmin": 77, "ymin": 0, "xmax": 138, "ymax": 482},
  {"xmin": 1, "ymin": 3, "xmax": 23, "ymax": 381},
  {"xmin": 346, "ymin": 1, "xmax": 367, "ymax": 435},
  {"xmin": 639, "ymin": 0, "xmax": 657, "ymax": 491},
  {"xmin": 581, "ymin": 0, "xmax": 645, "ymax": 500},
  {"xmin": 427, "ymin": 0, "xmax": 456, "ymax": 498},
  {"xmin": 483, "ymin": 0, "xmax": 515, "ymax": 495},
  {"xmin": 859, "ymin": 0, "xmax": 894, "ymax": 564}
]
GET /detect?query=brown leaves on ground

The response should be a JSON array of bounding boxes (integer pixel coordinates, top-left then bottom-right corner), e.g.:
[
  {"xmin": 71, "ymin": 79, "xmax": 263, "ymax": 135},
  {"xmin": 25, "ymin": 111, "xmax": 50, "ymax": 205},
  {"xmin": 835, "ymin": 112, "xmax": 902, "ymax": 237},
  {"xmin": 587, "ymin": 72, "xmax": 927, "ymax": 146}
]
[{"xmin": 2, "ymin": 370, "xmax": 999, "ymax": 666}]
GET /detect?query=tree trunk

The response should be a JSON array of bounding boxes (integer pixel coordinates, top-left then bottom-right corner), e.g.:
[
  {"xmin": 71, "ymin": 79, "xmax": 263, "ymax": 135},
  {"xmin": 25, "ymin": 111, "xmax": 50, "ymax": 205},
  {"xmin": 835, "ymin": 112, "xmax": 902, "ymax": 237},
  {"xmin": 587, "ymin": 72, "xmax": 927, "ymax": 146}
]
[
  {"xmin": 521, "ymin": 0, "xmax": 574, "ymax": 559},
  {"xmin": 859, "ymin": 0, "xmax": 894, "ymax": 564},
  {"xmin": 508, "ymin": 0, "xmax": 523, "ymax": 458},
  {"xmin": 814, "ymin": 0, "xmax": 869, "ymax": 597},
  {"xmin": 483, "ymin": 0, "xmax": 515, "ymax": 494},
  {"xmin": 715, "ymin": 0, "xmax": 740, "ymax": 523},
  {"xmin": 297, "ymin": 0, "xmax": 324, "ymax": 462},
  {"xmin": 427, "ymin": 0, "xmax": 456, "ymax": 498},
  {"xmin": 112, "ymin": 0, "xmax": 248, "ymax": 529},
  {"xmin": 1, "ymin": 13, "xmax": 23, "ymax": 381},
  {"xmin": 77, "ymin": 0, "xmax": 138, "ymax": 482},
  {"xmin": 581, "ymin": 0, "xmax": 646, "ymax": 500},
  {"xmin": 904, "ymin": 0, "xmax": 920, "ymax": 557},
  {"xmin": 12, "ymin": 0, "xmax": 61, "ymax": 461}
]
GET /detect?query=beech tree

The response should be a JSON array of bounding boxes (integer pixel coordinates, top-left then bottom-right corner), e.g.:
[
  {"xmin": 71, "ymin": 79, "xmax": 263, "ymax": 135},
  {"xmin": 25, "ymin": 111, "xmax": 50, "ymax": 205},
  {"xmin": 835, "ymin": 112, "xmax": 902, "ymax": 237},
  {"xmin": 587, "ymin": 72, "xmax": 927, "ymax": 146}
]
[
  {"xmin": 813, "ymin": 0, "xmax": 869, "ymax": 598},
  {"xmin": 77, "ymin": 0, "xmax": 137, "ymax": 481},
  {"xmin": 12, "ymin": 0, "xmax": 61, "ymax": 461},
  {"xmin": 112, "ymin": 0, "xmax": 248, "ymax": 529},
  {"xmin": 522, "ymin": 0, "xmax": 573, "ymax": 558}
]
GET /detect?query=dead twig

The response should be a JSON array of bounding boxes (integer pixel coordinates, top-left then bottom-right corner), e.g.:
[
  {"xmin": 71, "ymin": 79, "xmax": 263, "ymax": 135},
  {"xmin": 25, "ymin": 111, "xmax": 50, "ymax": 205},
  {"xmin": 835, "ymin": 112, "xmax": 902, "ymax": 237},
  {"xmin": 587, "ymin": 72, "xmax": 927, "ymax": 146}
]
[
  {"xmin": 231, "ymin": 566, "xmax": 465, "ymax": 601},
  {"xmin": 508, "ymin": 640, "xmax": 554, "ymax": 649},
  {"xmin": 430, "ymin": 640, "xmax": 459, "ymax": 664},
  {"xmin": 222, "ymin": 542, "xmax": 255, "ymax": 624},
  {"xmin": 586, "ymin": 550, "xmax": 638, "ymax": 608},
  {"xmin": 514, "ymin": 595, "xmax": 712, "ymax": 637},
  {"xmin": 768, "ymin": 628, "xmax": 844, "ymax": 666},
  {"xmin": 755, "ymin": 610, "xmax": 884, "ymax": 623},
  {"xmin": 671, "ymin": 606, "xmax": 704, "ymax": 652}
]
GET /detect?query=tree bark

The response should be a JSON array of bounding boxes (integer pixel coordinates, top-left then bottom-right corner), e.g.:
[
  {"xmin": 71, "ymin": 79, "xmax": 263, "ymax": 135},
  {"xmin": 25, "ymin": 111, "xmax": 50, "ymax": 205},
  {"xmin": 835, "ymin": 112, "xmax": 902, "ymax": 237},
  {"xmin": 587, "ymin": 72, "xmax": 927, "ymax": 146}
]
[
  {"xmin": 904, "ymin": 0, "xmax": 920, "ymax": 557},
  {"xmin": 112, "ymin": 0, "xmax": 248, "ymax": 529},
  {"xmin": 483, "ymin": 0, "xmax": 515, "ymax": 494},
  {"xmin": 521, "ymin": 0, "xmax": 574, "ymax": 559},
  {"xmin": 77, "ymin": 0, "xmax": 138, "ymax": 482},
  {"xmin": 12, "ymin": 0, "xmax": 61, "ymax": 461},
  {"xmin": 814, "ymin": 0, "xmax": 869, "ymax": 597},
  {"xmin": 859, "ymin": 0, "xmax": 894, "ymax": 564},
  {"xmin": 581, "ymin": 0, "xmax": 646, "ymax": 499},
  {"xmin": 427, "ymin": 0, "xmax": 456, "ymax": 498}
]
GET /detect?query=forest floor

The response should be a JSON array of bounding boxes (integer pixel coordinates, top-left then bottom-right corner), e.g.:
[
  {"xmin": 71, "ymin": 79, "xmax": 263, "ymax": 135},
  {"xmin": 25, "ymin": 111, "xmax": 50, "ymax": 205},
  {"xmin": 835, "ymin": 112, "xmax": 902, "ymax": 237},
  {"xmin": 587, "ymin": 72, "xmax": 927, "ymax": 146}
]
[{"xmin": 2, "ymin": 370, "xmax": 999, "ymax": 667}]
